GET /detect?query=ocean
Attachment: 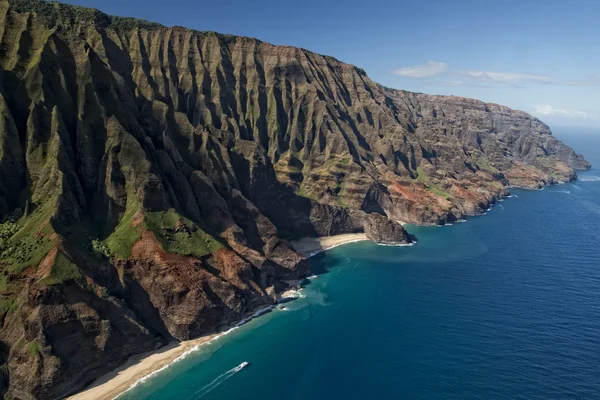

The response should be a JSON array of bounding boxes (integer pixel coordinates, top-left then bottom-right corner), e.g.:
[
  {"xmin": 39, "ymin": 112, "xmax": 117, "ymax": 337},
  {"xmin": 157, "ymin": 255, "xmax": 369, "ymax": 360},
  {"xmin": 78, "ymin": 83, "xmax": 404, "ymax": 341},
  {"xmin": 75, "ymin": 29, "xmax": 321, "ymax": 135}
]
[{"xmin": 121, "ymin": 131, "xmax": 600, "ymax": 400}]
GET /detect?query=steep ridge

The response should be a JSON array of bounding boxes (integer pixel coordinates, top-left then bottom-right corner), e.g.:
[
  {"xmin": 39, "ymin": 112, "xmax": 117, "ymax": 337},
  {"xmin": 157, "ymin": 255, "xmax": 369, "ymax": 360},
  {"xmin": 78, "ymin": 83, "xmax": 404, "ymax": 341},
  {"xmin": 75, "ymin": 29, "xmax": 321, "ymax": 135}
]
[{"xmin": 0, "ymin": 0, "xmax": 590, "ymax": 398}]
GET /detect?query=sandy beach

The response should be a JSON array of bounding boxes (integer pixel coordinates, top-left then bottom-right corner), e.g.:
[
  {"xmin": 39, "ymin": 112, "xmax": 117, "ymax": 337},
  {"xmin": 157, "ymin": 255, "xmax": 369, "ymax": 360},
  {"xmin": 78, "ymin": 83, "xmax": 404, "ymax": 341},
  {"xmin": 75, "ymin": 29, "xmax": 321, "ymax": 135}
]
[
  {"xmin": 290, "ymin": 233, "xmax": 369, "ymax": 257},
  {"xmin": 69, "ymin": 303, "xmax": 276, "ymax": 400},
  {"xmin": 68, "ymin": 234, "xmax": 368, "ymax": 400},
  {"xmin": 68, "ymin": 334, "xmax": 218, "ymax": 400}
]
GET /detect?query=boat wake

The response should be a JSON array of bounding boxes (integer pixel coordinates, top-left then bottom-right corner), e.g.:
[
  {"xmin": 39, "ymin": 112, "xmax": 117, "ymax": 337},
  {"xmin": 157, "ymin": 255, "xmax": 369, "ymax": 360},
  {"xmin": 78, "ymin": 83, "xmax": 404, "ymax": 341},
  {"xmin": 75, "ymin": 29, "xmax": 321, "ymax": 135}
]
[
  {"xmin": 116, "ymin": 308, "xmax": 272, "ymax": 399},
  {"xmin": 188, "ymin": 362, "xmax": 249, "ymax": 399},
  {"xmin": 579, "ymin": 176, "xmax": 600, "ymax": 182}
]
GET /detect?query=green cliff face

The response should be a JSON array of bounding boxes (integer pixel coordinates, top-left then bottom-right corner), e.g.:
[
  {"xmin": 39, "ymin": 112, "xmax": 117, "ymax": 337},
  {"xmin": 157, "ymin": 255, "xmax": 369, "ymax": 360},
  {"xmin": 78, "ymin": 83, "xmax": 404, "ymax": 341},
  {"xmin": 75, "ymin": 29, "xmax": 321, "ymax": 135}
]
[{"xmin": 0, "ymin": 0, "xmax": 590, "ymax": 398}]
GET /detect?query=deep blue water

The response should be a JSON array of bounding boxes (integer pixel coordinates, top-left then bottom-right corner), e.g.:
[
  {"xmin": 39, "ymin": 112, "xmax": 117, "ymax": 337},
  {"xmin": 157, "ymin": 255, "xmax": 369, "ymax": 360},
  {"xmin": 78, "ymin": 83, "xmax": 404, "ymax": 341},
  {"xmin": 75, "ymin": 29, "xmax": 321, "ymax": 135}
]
[{"xmin": 122, "ymin": 132, "xmax": 600, "ymax": 400}]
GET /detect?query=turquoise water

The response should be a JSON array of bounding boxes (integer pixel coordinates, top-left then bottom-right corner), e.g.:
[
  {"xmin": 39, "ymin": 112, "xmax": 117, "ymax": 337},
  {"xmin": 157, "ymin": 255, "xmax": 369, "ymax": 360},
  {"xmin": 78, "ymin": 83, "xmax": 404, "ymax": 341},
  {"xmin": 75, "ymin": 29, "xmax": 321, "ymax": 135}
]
[{"xmin": 122, "ymin": 133, "xmax": 600, "ymax": 400}]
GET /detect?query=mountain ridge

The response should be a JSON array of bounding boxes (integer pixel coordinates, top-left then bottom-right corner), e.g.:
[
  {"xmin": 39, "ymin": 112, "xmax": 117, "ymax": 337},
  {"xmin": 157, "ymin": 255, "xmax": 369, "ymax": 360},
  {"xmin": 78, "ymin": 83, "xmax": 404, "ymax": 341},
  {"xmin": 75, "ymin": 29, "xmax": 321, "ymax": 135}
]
[{"xmin": 0, "ymin": 0, "xmax": 590, "ymax": 398}]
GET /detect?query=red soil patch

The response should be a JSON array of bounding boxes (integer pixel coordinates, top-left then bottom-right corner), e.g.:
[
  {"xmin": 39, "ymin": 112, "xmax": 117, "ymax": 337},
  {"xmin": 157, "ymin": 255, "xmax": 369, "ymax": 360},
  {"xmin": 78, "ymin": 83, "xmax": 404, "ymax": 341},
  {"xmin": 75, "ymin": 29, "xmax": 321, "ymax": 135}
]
[
  {"xmin": 130, "ymin": 230, "xmax": 208, "ymax": 288},
  {"xmin": 131, "ymin": 211, "xmax": 144, "ymax": 228},
  {"xmin": 34, "ymin": 247, "xmax": 58, "ymax": 280}
]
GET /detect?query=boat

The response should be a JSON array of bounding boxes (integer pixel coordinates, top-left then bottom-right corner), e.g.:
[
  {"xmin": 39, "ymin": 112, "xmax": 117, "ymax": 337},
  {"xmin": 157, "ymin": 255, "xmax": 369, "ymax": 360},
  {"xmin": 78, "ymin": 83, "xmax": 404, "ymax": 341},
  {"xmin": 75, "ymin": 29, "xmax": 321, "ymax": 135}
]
[{"xmin": 239, "ymin": 361, "xmax": 250, "ymax": 369}]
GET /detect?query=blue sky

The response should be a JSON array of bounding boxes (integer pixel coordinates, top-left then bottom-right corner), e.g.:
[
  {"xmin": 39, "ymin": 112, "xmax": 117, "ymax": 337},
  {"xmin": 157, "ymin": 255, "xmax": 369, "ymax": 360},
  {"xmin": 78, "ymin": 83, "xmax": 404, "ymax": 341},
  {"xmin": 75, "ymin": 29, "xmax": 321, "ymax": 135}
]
[{"xmin": 70, "ymin": 0, "xmax": 600, "ymax": 129}]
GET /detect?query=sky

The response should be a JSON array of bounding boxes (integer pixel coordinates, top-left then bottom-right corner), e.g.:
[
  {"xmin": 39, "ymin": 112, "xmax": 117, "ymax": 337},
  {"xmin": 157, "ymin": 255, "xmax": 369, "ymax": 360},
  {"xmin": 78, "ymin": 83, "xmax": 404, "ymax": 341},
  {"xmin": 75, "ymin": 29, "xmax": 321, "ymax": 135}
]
[{"xmin": 69, "ymin": 0, "xmax": 600, "ymax": 129}]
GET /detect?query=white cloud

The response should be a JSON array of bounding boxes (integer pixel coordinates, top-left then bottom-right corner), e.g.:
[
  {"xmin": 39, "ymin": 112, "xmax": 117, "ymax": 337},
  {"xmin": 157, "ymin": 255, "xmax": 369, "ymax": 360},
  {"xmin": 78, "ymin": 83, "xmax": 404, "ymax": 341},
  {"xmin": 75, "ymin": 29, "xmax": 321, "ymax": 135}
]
[
  {"xmin": 533, "ymin": 104, "xmax": 589, "ymax": 118},
  {"xmin": 457, "ymin": 71, "xmax": 554, "ymax": 84},
  {"xmin": 392, "ymin": 61, "xmax": 448, "ymax": 78},
  {"xmin": 441, "ymin": 80, "xmax": 464, "ymax": 86},
  {"xmin": 434, "ymin": 80, "xmax": 491, "ymax": 88},
  {"xmin": 393, "ymin": 62, "xmax": 600, "ymax": 87}
]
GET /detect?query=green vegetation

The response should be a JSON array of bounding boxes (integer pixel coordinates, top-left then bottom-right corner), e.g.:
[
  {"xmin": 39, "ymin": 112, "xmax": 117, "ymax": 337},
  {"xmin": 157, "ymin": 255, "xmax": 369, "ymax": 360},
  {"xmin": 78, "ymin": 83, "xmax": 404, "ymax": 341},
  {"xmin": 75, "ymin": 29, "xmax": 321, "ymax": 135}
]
[
  {"xmin": 10, "ymin": 0, "xmax": 110, "ymax": 26},
  {"xmin": 322, "ymin": 155, "xmax": 353, "ymax": 172},
  {"xmin": 102, "ymin": 185, "xmax": 222, "ymax": 259},
  {"xmin": 110, "ymin": 16, "xmax": 164, "ymax": 32},
  {"xmin": 91, "ymin": 239, "xmax": 111, "ymax": 259},
  {"xmin": 145, "ymin": 210, "xmax": 223, "ymax": 258},
  {"xmin": 40, "ymin": 251, "xmax": 84, "ymax": 286},
  {"xmin": 416, "ymin": 167, "xmax": 452, "ymax": 200},
  {"xmin": 296, "ymin": 185, "xmax": 317, "ymax": 200},
  {"xmin": 0, "ymin": 275, "xmax": 8, "ymax": 293},
  {"xmin": 10, "ymin": 0, "xmax": 163, "ymax": 31},
  {"xmin": 428, "ymin": 187, "xmax": 452, "ymax": 199},
  {"xmin": 0, "ymin": 222, "xmax": 19, "ymax": 257},
  {"xmin": 333, "ymin": 180, "xmax": 350, "ymax": 208},
  {"xmin": 105, "ymin": 192, "xmax": 142, "ymax": 259},
  {"xmin": 0, "ymin": 203, "xmax": 58, "ymax": 274},
  {"xmin": 0, "ymin": 299, "xmax": 15, "ymax": 316},
  {"xmin": 475, "ymin": 158, "xmax": 499, "ymax": 173},
  {"xmin": 335, "ymin": 198, "xmax": 350, "ymax": 208},
  {"xmin": 27, "ymin": 342, "xmax": 41, "ymax": 359}
]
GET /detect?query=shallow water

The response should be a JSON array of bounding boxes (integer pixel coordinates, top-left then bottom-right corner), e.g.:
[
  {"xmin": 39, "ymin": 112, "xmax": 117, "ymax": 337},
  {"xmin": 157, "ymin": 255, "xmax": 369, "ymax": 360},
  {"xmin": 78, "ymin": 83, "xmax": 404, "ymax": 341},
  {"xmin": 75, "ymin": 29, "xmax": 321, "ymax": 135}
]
[{"xmin": 122, "ymin": 133, "xmax": 600, "ymax": 400}]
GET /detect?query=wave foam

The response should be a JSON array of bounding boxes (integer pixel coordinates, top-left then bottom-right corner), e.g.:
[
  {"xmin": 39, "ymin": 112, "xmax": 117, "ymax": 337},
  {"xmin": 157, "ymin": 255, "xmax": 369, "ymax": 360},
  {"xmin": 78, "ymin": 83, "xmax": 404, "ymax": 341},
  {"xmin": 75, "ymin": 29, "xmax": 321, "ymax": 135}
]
[
  {"xmin": 580, "ymin": 176, "xmax": 600, "ymax": 182},
  {"xmin": 279, "ymin": 289, "xmax": 306, "ymax": 300},
  {"xmin": 376, "ymin": 241, "xmax": 416, "ymax": 247},
  {"xmin": 116, "ymin": 306, "xmax": 274, "ymax": 398}
]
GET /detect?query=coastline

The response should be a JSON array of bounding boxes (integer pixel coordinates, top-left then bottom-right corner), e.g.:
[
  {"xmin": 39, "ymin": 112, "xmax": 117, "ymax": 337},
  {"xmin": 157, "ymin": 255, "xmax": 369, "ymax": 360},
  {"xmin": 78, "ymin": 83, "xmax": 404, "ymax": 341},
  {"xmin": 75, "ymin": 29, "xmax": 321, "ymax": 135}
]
[
  {"xmin": 290, "ymin": 233, "xmax": 369, "ymax": 258},
  {"xmin": 68, "ymin": 233, "xmax": 371, "ymax": 400},
  {"xmin": 68, "ymin": 305, "xmax": 275, "ymax": 400},
  {"xmin": 64, "ymin": 185, "xmax": 558, "ymax": 399},
  {"xmin": 68, "ymin": 335, "xmax": 217, "ymax": 400}
]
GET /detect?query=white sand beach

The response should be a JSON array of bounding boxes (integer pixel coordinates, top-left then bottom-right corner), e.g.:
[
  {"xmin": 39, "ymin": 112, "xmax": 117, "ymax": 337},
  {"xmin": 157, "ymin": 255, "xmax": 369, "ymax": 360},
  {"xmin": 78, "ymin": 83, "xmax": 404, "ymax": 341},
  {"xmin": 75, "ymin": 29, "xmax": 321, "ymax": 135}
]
[
  {"xmin": 69, "ymin": 233, "xmax": 369, "ymax": 400},
  {"xmin": 68, "ymin": 334, "xmax": 217, "ymax": 400},
  {"xmin": 290, "ymin": 233, "xmax": 369, "ymax": 257}
]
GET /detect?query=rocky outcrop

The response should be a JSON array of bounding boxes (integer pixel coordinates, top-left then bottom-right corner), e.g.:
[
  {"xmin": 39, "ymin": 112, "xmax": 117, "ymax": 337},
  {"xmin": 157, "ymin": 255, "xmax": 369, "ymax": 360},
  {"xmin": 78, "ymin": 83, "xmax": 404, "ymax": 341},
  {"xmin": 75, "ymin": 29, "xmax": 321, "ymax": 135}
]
[
  {"xmin": 364, "ymin": 213, "xmax": 411, "ymax": 245},
  {"xmin": 0, "ymin": 0, "xmax": 590, "ymax": 398}
]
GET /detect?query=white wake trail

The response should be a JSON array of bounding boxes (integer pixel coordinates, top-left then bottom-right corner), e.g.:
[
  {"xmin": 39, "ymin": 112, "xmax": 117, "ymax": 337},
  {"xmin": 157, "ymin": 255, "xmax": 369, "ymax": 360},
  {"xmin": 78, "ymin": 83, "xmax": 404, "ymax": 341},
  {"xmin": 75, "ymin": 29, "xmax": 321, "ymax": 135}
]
[{"xmin": 189, "ymin": 362, "xmax": 248, "ymax": 399}]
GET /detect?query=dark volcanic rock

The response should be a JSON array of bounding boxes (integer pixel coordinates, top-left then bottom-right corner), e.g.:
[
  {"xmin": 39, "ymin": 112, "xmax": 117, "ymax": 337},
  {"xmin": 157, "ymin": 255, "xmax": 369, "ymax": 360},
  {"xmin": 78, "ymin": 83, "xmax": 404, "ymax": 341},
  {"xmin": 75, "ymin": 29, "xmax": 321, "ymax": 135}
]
[{"xmin": 364, "ymin": 213, "xmax": 411, "ymax": 245}]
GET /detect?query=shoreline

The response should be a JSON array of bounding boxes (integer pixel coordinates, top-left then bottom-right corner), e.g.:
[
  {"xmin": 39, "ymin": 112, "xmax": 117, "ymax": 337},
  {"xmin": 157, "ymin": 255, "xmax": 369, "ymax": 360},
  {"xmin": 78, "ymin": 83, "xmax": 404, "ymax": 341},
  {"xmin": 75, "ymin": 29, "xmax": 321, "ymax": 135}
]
[
  {"xmin": 68, "ymin": 233, "xmax": 372, "ymax": 400},
  {"xmin": 68, "ymin": 305, "xmax": 275, "ymax": 400},
  {"xmin": 59, "ymin": 180, "xmax": 580, "ymax": 399},
  {"xmin": 69, "ymin": 336, "xmax": 216, "ymax": 400},
  {"xmin": 290, "ymin": 233, "xmax": 369, "ymax": 258}
]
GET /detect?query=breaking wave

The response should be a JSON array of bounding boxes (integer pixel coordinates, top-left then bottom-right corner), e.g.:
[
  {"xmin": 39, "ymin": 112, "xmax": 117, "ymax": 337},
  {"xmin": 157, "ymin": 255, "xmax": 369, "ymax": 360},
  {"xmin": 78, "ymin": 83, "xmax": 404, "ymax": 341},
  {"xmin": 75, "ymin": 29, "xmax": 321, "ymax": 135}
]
[
  {"xmin": 376, "ymin": 241, "xmax": 416, "ymax": 247},
  {"xmin": 116, "ymin": 307, "xmax": 273, "ymax": 398},
  {"xmin": 280, "ymin": 289, "xmax": 306, "ymax": 300}
]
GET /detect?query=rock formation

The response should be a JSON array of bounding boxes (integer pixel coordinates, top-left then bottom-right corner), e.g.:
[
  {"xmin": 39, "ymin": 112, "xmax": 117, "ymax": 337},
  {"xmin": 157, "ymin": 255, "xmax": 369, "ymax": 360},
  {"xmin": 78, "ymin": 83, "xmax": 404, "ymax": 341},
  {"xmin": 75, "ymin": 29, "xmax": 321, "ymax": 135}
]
[{"xmin": 0, "ymin": 0, "xmax": 589, "ymax": 398}]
